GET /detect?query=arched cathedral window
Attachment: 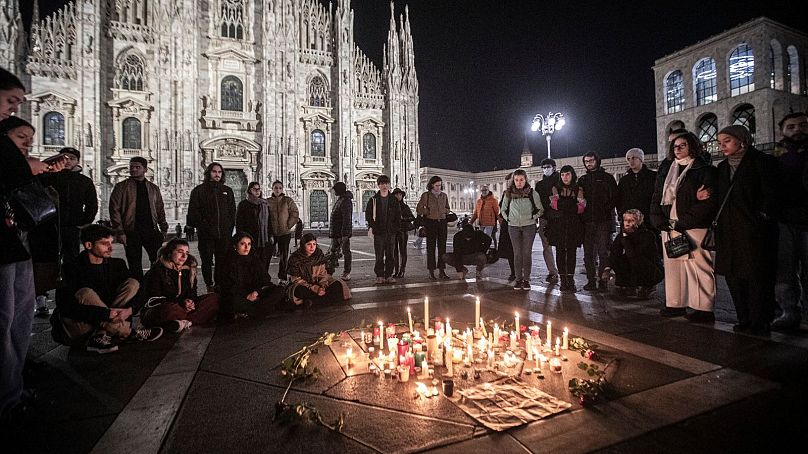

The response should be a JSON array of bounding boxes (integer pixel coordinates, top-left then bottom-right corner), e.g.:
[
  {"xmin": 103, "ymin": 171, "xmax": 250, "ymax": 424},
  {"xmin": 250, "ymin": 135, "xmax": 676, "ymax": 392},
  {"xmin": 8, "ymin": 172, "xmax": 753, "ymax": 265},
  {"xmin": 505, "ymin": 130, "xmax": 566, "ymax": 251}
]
[
  {"xmin": 311, "ymin": 130, "xmax": 325, "ymax": 157},
  {"xmin": 665, "ymin": 70, "xmax": 684, "ymax": 114},
  {"xmin": 122, "ymin": 117, "xmax": 142, "ymax": 149},
  {"xmin": 43, "ymin": 112, "xmax": 65, "ymax": 146},
  {"xmin": 116, "ymin": 54, "xmax": 145, "ymax": 91},
  {"xmin": 221, "ymin": 76, "xmax": 243, "ymax": 111},
  {"xmin": 729, "ymin": 43, "xmax": 755, "ymax": 96},
  {"xmin": 362, "ymin": 133, "xmax": 376, "ymax": 160},
  {"xmin": 220, "ymin": 0, "xmax": 245, "ymax": 39},
  {"xmin": 308, "ymin": 76, "xmax": 329, "ymax": 107}
]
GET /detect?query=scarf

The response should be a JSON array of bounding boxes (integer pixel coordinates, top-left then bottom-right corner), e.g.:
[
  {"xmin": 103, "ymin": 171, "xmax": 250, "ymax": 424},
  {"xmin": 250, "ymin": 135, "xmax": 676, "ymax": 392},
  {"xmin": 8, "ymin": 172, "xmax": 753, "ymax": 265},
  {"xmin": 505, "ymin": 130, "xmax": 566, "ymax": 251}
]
[
  {"xmin": 508, "ymin": 185, "xmax": 532, "ymax": 198},
  {"xmin": 287, "ymin": 248, "xmax": 326, "ymax": 283},
  {"xmin": 246, "ymin": 192, "xmax": 270, "ymax": 247},
  {"xmin": 727, "ymin": 149, "xmax": 746, "ymax": 180},
  {"xmin": 431, "ymin": 188, "xmax": 442, "ymax": 196},
  {"xmin": 660, "ymin": 156, "xmax": 694, "ymax": 221}
]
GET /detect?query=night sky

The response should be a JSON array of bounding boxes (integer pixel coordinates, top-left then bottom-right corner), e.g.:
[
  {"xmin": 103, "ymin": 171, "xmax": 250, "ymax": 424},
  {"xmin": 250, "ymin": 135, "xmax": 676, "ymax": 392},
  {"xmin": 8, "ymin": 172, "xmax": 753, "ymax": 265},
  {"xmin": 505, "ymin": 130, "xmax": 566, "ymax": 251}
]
[{"xmin": 24, "ymin": 1, "xmax": 808, "ymax": 171}]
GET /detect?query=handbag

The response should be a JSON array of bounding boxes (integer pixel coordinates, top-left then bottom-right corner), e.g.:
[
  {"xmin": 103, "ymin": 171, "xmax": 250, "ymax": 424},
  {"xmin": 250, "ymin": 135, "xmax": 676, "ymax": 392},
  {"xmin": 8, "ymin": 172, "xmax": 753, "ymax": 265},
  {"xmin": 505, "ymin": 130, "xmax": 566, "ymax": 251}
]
[
  {"xmin": 664, "ymin": 230, "xmax": 692, "ymax": 258},
  {"xmin": 7, "ymin": 181, "xmax": 57, "ymax": 231},
  {"xmin": 701, "ymin": 180, "xmax": 735, "ymax": 251}
]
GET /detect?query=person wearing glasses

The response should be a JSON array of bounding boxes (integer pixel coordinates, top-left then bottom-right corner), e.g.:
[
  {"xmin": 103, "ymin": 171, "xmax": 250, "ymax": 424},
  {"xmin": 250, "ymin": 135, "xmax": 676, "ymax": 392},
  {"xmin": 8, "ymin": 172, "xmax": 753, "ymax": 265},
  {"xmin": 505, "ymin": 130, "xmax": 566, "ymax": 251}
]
[
  {"xmin": 236, "ymin": 182, "xmax": 274, "ymax": 274},
  {"xmin": 651, "ymin": 132, "xmax": 718, "ymax": 323},
  {"xmin": 578, "ymin": 152, "xmax": 618, "ymax": 292},
  {"xmin": 617, "ymin": 148, "xmax": 657, "ymax": 223},
  {"xmin": 535, "ymin": 158, "xmax": 560, "ymax": 284}
]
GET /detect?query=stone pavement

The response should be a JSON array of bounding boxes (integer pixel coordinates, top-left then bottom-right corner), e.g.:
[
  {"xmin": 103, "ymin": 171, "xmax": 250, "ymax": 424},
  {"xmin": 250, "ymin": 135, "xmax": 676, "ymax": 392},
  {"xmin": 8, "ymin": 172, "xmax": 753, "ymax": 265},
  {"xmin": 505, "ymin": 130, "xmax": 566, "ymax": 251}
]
[{"xmin": 14, "ymin": 230, "xmax": 808, "ymax": 453}]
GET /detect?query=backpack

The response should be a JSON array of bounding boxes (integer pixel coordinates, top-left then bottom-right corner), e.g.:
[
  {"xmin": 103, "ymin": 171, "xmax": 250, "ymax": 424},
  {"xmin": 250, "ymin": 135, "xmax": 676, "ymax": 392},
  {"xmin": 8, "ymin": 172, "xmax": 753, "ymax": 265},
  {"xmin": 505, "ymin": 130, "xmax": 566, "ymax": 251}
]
[{"xmin": 505, "ymin": 188, "xmax": 540, "ymax": 217}]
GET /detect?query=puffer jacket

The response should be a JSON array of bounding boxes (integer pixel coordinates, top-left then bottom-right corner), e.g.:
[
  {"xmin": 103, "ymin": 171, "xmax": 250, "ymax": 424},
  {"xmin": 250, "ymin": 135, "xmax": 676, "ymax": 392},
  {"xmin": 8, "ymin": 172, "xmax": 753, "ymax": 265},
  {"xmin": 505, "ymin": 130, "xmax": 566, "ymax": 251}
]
[
  {"xmin": 329, "ymin": 191, "xmax": 353, "ymax": 238},
  {"xmin": 267, "ymin": 193, "xmax": 300, "ymax": 236},
  {"xmin": 501, "ymin": 188, "xmax": 543, "ymax": 227},
  {"xmin": 187, "ymin": 181, "xmax": 236, "ymax": 240},
  {"xmin": 471, "ymin": 193, "xmax": 500, "ymax": 226}
]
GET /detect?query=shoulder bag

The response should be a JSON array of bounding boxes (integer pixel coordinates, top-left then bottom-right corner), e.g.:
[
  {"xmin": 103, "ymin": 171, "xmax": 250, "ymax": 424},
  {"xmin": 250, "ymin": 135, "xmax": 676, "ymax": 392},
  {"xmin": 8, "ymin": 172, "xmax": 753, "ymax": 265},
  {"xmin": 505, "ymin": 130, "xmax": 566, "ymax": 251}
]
[
  {"xmin": 6, "ymin": 180, "xmax": 57, "ymax": 231},
  {"xmin": 701, "ymin": 181, "xmax": 735, "ymax": 251}
]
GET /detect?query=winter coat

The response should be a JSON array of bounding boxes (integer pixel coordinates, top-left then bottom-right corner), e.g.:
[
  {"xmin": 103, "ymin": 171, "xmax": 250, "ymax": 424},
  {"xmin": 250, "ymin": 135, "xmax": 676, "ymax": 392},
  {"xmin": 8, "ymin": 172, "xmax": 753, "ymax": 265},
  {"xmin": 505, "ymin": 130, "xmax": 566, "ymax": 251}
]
[
  {"xmin": 218, "ymin": 251, "xmax": 276, "ymax": 303},
  {"xmin": 617, "ymin": 165, "xmax": 657, "ymax": 220},
  {"xmin": 578, "ymin": 168, "xmax": 618, "ymax": 224},
  {"xmin": 143, "ymin": 255, "xmax": 199, "ymax": 305},
  {"xmin": 329, "ymin": 191, "xmax": 354, "ymax": 238},
  {"xmin": 501, "ymin": 188, "xmax": 543, "ymax": 227},
  {"xmin": 471, "ymin": 193, "xmax": 500, "ymax": 226},
  {"xmin": 546, "ymin": 186, "xmax": 585, "ymax": 249},
  {"xmin": 495, "ymin": 195, "xmax": 513, "ymax": 260},
  {"xmin": 56, "ymin": 250, "xmax": 133, "ymax": 323},
  {"xmin": 606, "ymin": 226, "xmax": 663, "ymax": 287},
  {"xmin": 365, "ymin": 192, "xmax": 401, "ymax": 235},
  {"xmin": 187, "ymin": 181, "xmax": 236, "ymax": 240},
  {"xmin": 267, "ymin": 193, "xmax": 299, "ymax": 236},
  {"xmin": 650, "ymin": 158, "xmax": 719, "ymax": 232},
  {"xmin": 452, "ymin": 227, "xmax": 492, "ymax": 256},
  {"xmin": 398, "ymin": 200, "xmax": 416, "ymax": 232},
  {"xmin": 39, "ymin": 167, "xmax": 98, "ymax": 227},
  {"xmin": 286, "ymin": 248, "xmax": 351, "ymax": 306},
  {"xmin": 109, "ymin": 178, "xmax": 168, "ymax": 233},
  {"xmin": 236, "ymin": 199, "xmax": 271, "ymax": 246},
  {"xmin": 0, "ymin": 135, "xmax": 34, "ymax": 265},
  {"xmin": 714, "ymin": 147, "xmax": 779, "ymax": 278},
  {"xmin": 416, "ymin": 191, "xmax": 449, "ymax": 220},
  {"xmin": 535, "ymin": 173, "xmax": 560, "ymax": 218},
  {"xmin": 774, "ymin": 139, "xmax": 808, "ymax": 227}
]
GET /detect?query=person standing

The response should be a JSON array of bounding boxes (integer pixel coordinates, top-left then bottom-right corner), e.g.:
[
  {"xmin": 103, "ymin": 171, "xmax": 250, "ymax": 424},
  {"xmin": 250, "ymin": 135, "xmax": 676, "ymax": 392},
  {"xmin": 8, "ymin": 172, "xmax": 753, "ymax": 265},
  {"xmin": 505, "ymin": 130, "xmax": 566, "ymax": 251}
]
[
  {"xmin": 392, "ymin": 188, "xmax": 415, "ymax": 278},
  {"xmin": 236, "ymin": 182, "xmax": 273, "ymax": 273},
  {"xmin": 108, "ymin": 156, "xmax": 168, "ymax": 281},
  {"xmin": 366, "ymin": 175, "xmax": 401, "ymax": 284},
  {"xmin": 714, "ymin": 125, "xmax": 779, "ymax": 335},
  {"xmin": 501, "ymin": 169, "xmax": 543, "ymax": 290},
  {"xmin": 470, "ymin": 185, "xmax": 500, "ymax": 243},
  {"xmin": 186, "ymin": 162, "xmax": 236, "ymax": 289},
  {"xmin": 772, "ymin": 112, "xmax": 808, "ymax": 330},
  {"xmin": 578, "ymin": 152, "xmax": 618, "ymax": 291},
  {"xmin": 328, "ymin": 182, "xmax": 353, "ymax": 281},
  {"xmin": 267, "ymin": 180, "xmax": 299, "ymax": 282},
  {"xmin": 546, "ymin": 165, "xmax": 585, "ymax": 292},
  {"xmin": 416, "ymin": 176, "xmax": 451, "ymax": 280},
  {"xmin": 535, "ymin": 158, "xmax": 560, "ymax": 284},
  {"xmin": 174, "ymin": 223, "xmax": 182, "ymax": 239},
  {"xmin": 497, "ymin": 173, "xmax": 516, "ymax": 281},
  {"xmin": 617, "ymin": 148, "xmax": 657, "ymax": 222}
]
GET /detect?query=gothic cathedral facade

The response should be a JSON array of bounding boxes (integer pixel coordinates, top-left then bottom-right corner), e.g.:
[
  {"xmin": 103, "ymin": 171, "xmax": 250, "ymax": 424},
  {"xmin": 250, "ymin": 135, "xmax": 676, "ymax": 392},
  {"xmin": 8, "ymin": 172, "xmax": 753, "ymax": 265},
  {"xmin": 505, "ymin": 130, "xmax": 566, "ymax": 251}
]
[{"xmin": 0, "ymin": 0, "xmax": 421, "ymax": 224}]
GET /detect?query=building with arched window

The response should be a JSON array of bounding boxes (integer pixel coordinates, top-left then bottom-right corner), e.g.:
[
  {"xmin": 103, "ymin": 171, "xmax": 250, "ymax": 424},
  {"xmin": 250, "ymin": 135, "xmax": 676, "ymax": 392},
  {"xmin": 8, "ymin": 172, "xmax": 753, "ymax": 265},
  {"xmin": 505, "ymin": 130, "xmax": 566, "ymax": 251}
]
[
  {"xmin": 654, "ymin": 17, "xmax": 808, "ymax": 160},
  {"xmin": 4, "ymin": 0, "xmax": 421, "ymax": 225}
]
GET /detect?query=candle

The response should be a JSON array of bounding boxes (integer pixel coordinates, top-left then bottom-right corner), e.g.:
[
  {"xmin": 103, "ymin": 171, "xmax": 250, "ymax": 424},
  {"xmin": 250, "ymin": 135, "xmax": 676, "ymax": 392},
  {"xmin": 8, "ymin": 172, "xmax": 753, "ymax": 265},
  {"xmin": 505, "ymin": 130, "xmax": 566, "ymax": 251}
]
[
  {"xmin": 378, "ymin": 321, "xmax": 384, "ymax": 351},
  {"xmin": 510, "ymin": 331, "xmax": 516, "ymax": 351},
  {"xmin": 420, "ymin": 359, "xmax": 429, "ymax": 379},
  {"xmin": 387, "ymin": 337, "xmax": 398, "ymax": 355},
  {"xmin": 467, "ymin": 341, "xmax": 473, "ymax": 362},
  {"xmin": 533, "ymin": 348, "xmax": 539, "ymax": 369},
  {"xmin": 360, "ymin": 330, "xmax": 365, "ymax": 345},
  {"xmin": 445, "ymin": 318, "xmax": 451, "ymax": 338},
  {"xmin": 424, "ymin": 297, "xmax": 429, "ymax": 331},
  {"xmin": 452, "ymin": 348, "xmax": 463, "ymax": 364},
  {"xmin": 407, "ymin": 308, "xmax": 413, "ymax": 333},
  {"xmin": 546, "ymin": 321, "xmax": 552, "ymax": 348},
  {"xmin": 550, "ymin": 357, "xmax": 562, "ymax": 373},
  {"xmin": 562, "ymin": 327, "xmax": 569, "ymax": 350},
  {"xmin": 527, "ymin": 337, "xmax": 533, "ymax": 361},
  {"xmin": 475, "ymin": 297, "xmax": 481, "ymax": 327},
  {"xmin": 515, "ymin": 313, "xmax": 520, "ymax": 338},
  {"xmin": 555, "ymin": 337, "xmax": 561, "ymax": 356},
  {"xmin": 398, "ymin": 365, "xmax": 410, "ymax": 382},
  {"xmin": 445, "ymin": 344, "xmax": 454, "ymax": 376},
  {"xmin": 480, "ymin": 318, "xmax": 488, "ymax": 338},
  {"xmin": 493, "ymin": 324, "xmax": 500, "ymax": 347}
]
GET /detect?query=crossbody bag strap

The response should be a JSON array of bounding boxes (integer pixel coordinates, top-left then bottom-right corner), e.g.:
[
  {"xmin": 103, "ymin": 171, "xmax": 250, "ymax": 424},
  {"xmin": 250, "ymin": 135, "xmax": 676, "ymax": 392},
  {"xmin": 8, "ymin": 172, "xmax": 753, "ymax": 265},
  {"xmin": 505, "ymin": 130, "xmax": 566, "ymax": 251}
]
[{"xmin": 711, "ymin": 180, "xmax": 736, "ymax": 227}]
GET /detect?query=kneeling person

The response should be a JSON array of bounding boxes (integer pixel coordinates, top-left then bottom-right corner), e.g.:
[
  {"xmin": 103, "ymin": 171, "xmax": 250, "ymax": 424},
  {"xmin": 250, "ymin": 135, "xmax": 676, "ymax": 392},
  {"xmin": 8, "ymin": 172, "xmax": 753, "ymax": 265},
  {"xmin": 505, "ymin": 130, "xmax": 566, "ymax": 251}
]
[
  {"xmin": 601, "ymin": 209, "xmax": 662, "ymax": 298},
  {"xmin": 56, "ymin": 225, "xmax": 162, "ymax": 353},
  {"xmin": 442, "ymin": 224, "xmax": 492, "ymax": 279}
]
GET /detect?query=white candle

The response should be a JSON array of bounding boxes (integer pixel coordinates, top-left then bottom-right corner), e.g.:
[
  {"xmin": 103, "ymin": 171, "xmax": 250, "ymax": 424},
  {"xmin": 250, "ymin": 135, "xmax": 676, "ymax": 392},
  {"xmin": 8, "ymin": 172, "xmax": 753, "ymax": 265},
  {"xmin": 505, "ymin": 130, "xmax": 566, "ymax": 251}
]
[
  {"xmin": 445, "ymin": 318, "xmax": 450, "ymax": 338},
  {"xmin": 346, "ymin": 347, "xmax": 353, "ymax": 367},
  {"xmin": 445, "ymin": 344, "xmax": 454, "ymax": 376},
  {"xmin": 378, "ymin": 321, "xmax": 384, "ymax": 351},
  {"xmin": 424, "ymin": 297, "xmax": 429, "ymax": 331},
  {"xmin": 360, "ymin": 330, "xmax": 365, "ymax": 344},
  {"xmin": 487, "ymin": 349, "xmax": 495, "ymax": 368},
  {"xmin": 515, "ymin": 313, "xmax": 520, "ymax": 339},
  {"xmin": 494, "ymin": 324, "xmax": 500, "ymax": 347},
  {"xmin": 407, "ymin": 308, "xmax": 413, "ymax": 333},
  {"xmin": 480, "ymin": 318, "xmax": 488, "ymax": 338},
  {"xmin": 510, "ymin": 331, "xmax": 516, "ymax": 351},
  {"xmin": 546, "ymin": 321, "xmax": 552, "ymax": 348},
  {"xmin": 534, "ymin": 348, "xmax": 539, "ymax": 369},
  {"xmin": 526, "ymin": 335, "xmax": 533, "ymax": 361},
  {"xmin": 562, "ymin": 327, "xmax": 569, "ymax": 350},
  {"xmin": 555, "ymin": 337, "xmax": 561, "ymax": 356},
  {"xmin": 420, "ymin": 359, "xmax": 429, "ymax": 378},
  {"xmin": 475, "ymin": 297, "xmax": 481, "ymax": 327}
]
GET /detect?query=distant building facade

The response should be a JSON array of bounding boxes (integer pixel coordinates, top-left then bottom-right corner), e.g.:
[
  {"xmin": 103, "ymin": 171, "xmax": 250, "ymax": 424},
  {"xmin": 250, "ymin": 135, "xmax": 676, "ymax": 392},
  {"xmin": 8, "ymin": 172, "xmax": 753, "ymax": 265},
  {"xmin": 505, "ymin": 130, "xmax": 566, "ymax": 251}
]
[{"xmin": 653, "ymin": 17, "xmax": 808, "ymax": 159}]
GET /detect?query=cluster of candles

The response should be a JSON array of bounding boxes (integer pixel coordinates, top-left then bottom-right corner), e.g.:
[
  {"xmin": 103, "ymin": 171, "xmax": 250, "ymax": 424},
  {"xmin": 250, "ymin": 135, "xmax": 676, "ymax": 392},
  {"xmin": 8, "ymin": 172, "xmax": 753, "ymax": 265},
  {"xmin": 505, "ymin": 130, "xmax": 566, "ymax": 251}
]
[{"xmin": 349, "ymin": 297, "xmax": 573, "ymax": 387}]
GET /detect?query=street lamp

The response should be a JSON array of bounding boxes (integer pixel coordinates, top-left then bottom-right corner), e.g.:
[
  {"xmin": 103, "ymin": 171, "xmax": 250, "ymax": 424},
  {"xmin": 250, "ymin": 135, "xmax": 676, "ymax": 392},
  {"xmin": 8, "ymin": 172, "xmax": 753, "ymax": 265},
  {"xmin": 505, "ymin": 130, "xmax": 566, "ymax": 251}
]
[{"xmin": 531, "ymin": 112, "xmax": 566, "ymax": 159}]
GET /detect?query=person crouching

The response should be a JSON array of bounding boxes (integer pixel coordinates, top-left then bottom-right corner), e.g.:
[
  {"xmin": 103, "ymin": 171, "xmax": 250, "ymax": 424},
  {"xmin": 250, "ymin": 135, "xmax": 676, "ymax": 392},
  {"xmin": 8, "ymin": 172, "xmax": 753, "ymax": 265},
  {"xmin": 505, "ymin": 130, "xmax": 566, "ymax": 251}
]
[{"xmin": 601, "ymin": 209, "xmax": 663, "ymax": 299}]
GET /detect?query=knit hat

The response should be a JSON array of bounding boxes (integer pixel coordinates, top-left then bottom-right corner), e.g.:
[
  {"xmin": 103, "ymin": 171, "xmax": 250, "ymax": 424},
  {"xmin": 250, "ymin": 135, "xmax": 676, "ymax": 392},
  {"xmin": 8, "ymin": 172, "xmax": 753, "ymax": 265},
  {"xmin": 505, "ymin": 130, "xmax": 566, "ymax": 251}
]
[
  {"xmin": 333, "ymin": 181, "xmax": 347, "ymax": 196},
  {"xmin": 427, "ymin": 175, "xmax": 442, "ymax": 190},
  {"xmin": 718, "ymin": 125, "xmax": 753, "ymax": 148},
  {"xmin": 60, "ymin": 147, "xmax": 80, "ymax": 159},
  {"xmin": 625, "ymin": 148, "xmax": 644, "ymax": 161}
]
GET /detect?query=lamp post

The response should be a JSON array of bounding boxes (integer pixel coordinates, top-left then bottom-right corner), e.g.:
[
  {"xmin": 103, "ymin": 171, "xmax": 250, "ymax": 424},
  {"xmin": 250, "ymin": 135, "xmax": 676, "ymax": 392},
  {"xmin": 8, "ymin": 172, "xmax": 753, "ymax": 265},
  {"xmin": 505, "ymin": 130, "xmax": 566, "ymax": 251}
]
[{"xmin": 531, "ymin": 112, "xmax": 566, "ymax": 159}]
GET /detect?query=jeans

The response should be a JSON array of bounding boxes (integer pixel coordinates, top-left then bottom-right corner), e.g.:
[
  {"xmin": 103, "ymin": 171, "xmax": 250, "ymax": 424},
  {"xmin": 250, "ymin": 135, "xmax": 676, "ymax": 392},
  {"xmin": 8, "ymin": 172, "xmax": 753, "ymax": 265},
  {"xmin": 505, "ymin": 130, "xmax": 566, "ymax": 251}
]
[
  {"xmin": 124, "ymin": 229, "xmax": 164, "ymax": 281},
  {"xmin": 330, "ymin": 236, "xmax": 352, "ymax": 273},
  {"xmin": 775, "ymin": 222, "xmax": 808, "ymax": 321},
  {"xmin": 480, "ymin": 225, "xmax": 496, "ymax": 246},
  {"xmin": 272, "ymin": 234, "xmax": 292, "ymax": 280},
  {"xmin": 0, "ymin": 259, "xmax": 35, "ymax": 414},
  {"xmin": 584, "ymin": 220, "xmax": 613, "ymax": 281},
  {"xmin": 198, "ymin": 237, "xmax": 230, "ymax": 286},
  {"xmin": 394, "ymin": 231, "xmax": 409, "ymax": 274},
  {"xmin": 538, "ymin": 218, "xmax": 558, "ymax": 275},
  {"xmin": 424, "ymin": 219, "xmax": 448, "ymax": 271},
  {"xmin": 508, "ymin": 225, "xmax": 537, "ymax": 281},
  {"xmin": 373, "ymin": 232, "xmax": 396, "ymax": 278}
]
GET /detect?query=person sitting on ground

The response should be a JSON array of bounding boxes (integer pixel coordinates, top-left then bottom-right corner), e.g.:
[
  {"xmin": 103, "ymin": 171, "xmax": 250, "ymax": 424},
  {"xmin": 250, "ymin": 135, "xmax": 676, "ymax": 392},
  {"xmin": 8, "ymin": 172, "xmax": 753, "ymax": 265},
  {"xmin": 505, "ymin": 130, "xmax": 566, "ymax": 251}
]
[
  {"xmin": 218, "ymin": 232, "xmax": 286, "ymax": 318},
  {"xmin": 442, "ymin": 223, "xmax": 492, "ymax": 280},
  {"xmin": 286, "ymin": 233, "xmax": 351, "ymax": 308},
  {"xmin": 140, "ymin": 238, "xmax": 220, "ymax": 330},
  {"xmin": 55, "ymin": 224, "xmax": 162, "ymax": 353},
  {"xmin": 601, "ymin": 209, "xmax": 663, "ymax": 299}
]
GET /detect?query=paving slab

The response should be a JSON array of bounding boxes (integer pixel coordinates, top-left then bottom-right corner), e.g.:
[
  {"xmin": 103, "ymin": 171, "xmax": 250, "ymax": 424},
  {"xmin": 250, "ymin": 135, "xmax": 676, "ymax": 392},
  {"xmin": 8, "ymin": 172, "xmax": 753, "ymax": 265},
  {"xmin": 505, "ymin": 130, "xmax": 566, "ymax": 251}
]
[{"xmin": 425, "ymin": 432, "xmax": 531, "ymax": 453}]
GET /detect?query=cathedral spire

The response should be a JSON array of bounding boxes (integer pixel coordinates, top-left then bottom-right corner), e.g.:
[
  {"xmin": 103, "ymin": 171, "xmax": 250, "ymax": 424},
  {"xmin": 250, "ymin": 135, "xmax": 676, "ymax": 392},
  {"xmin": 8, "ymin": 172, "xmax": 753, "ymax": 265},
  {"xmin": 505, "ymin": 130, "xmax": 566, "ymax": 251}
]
[
  {"xmin": 385, "ymin": 1, "xmax": 400, "ymax": 78},
  {"xmin": 32, "ymin": 0, "xmax": 38, "ymax": 23}
]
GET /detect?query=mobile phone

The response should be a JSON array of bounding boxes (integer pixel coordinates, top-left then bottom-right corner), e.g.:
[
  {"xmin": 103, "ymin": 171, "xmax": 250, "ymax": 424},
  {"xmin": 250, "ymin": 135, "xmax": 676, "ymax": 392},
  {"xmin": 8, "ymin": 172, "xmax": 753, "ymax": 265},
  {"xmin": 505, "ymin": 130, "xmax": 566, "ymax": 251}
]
[{"xmin": 42, "ymin": 152, "xmax": 69, "ymax": 164}]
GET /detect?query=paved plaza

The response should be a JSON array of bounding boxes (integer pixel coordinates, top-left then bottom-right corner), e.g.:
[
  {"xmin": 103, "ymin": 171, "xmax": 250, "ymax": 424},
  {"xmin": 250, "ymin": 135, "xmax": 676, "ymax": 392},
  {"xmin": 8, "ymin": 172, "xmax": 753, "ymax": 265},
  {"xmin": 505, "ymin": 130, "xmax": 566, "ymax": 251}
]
[{"xmin": 14, "ymin": 230, "xmax": 808, "ymax": 453}]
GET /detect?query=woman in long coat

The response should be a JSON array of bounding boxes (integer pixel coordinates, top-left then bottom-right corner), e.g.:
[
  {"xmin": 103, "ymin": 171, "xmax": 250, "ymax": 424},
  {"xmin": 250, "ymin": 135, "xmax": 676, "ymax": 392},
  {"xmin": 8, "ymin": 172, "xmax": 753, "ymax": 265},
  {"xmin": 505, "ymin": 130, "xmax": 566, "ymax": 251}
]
[
  {"xmin": 714, "ymin": 125, "xmax": 778, "ymax": 335},
  {"xmin": 546, "ymin": 165, "xmax": 586, "ymax": 292},
  {"xmin": 497, "ymin": 173, "xmax": 515, "ymax": 281}
]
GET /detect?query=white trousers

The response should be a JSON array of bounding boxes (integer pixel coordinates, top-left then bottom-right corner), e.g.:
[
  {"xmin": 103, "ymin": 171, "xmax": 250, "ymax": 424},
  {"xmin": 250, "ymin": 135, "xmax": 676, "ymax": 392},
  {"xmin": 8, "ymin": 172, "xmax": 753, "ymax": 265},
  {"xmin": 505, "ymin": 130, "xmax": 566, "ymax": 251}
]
[{"xmin": 662, "ymin": 228, "xmax": 716, "ymax": 311}]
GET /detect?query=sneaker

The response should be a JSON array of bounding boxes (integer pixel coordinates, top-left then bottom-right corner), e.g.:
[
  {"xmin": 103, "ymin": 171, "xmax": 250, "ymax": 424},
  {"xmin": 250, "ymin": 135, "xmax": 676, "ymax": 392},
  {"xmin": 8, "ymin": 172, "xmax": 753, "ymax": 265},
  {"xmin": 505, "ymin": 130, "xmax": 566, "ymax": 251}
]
[
  {"xmin": 376, "ymin": 277, "xmax": 385, "ymax": 285},
  {"xmin": 513, "ymin": 280, "xmax": 522, "ymax": 290},
  {"xmin": 545, "ymin": 274, "xmax": 559, "ymax": 284},
  {"xmin": 171, "ymin": 320, "xmax": 193, "ymax": 333},
  {"xmin": 34, "ymin": 306, "xmax": 50, "ymax": 317},
  {"xmin": 87, "ymin": 334, "xmax": 119, "ymax": 354},
  {"xmin": 522, "ymin": 280, "xmax": 531, "ymax": 291},
  {"xmin": 130, "ymin": 327, "xmax": 163, "ymax": 342},
  {"xmin": 341, "ymin": 272, "xmax": 351, "ymax": 281}
]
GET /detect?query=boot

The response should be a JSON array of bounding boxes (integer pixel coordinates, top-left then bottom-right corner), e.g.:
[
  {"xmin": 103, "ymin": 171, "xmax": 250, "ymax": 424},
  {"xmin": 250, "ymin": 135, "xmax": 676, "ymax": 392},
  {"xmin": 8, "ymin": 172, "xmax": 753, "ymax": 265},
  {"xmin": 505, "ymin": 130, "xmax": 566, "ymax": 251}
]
[{"xmin": 429, "ymin": 270, "xmax": 437, "ymax": 280}]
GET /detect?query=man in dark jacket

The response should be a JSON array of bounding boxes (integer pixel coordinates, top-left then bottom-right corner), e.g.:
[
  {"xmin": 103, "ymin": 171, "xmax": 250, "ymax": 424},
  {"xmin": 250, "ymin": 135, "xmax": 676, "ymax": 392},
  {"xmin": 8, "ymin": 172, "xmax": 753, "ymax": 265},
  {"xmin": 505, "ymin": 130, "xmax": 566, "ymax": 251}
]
[
  {"xmin": 601, "ymin": 210, "xmax": 662, "ymax": 299},
  {"xmin": 443, "ymin": 223, "xmax": 492, "ymax": 280},
  {"xmin": 578, "ymin": 152, "xmax": 618, "ymax": 291},
  {"xmin": 328, "ymin": 182, "xmax": 353, "ymax": 280},
  {"xmin": 617, "ymin": 148, "xmax": 657, "ymax": 222},
  {"xmin": 55, "ymin": 225, "xmax": 161, "ymax": 353},
  {"xmin": 186, "ymin": 162, "xmax": 236, "ymax": 288},
  {"xmin": 365, "ymin": 175, "xmax": 401, "ymax": 284},
  {"xmin": 392, "ymin": 188, "xmax": 416, "ymax": 278},
  {"xmin": 535, "ymin": 158, "xmax": 560, "ymax": 283}
]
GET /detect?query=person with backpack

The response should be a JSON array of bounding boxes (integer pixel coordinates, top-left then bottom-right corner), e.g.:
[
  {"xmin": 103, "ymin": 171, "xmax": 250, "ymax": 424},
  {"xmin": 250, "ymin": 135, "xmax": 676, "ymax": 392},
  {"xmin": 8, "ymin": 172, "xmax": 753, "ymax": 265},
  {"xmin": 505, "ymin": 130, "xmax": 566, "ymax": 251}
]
[{"xmin": 501, "ymin": 169, "xmax": 543, "ymax": 290}]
